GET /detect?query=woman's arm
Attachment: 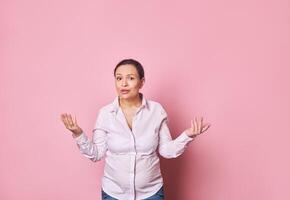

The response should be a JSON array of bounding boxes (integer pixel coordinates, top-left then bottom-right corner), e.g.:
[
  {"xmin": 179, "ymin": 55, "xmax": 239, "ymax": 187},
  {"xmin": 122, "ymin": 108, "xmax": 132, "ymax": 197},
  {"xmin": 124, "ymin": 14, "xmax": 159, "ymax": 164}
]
[
  {"xmin": 72, "ymin": 110, "xmax": 108, "ymax": 162},
  {"xmin": 158, "ymin": 108, "xmax": 195, "ymax": 159}
]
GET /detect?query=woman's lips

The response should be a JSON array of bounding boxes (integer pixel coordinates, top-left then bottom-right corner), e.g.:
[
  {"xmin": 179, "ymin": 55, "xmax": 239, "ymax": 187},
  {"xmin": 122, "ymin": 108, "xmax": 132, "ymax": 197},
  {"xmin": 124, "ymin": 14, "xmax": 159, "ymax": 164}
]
[{"xmin": 120, "ymin": 90, "xmax": 130, "ymax": 94}]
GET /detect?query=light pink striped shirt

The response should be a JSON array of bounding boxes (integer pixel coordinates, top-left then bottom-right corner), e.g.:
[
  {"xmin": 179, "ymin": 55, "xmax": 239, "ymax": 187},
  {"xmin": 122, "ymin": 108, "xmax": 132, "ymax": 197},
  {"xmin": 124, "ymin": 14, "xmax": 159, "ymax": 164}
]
[{"xmin": 72, "ymin": 93, "xmax": 194, "ymax": 200}]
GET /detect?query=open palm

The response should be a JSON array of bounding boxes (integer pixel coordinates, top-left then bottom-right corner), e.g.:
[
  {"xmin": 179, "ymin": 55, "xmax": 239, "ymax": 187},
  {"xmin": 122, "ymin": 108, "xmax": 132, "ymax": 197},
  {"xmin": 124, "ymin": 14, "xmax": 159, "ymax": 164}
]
[
  {"xmin": 185, "ymin": 117, "xmax": 211, "ymax": 138},
  {"xmin": 60, "ymin": 113, "xmax": 83, "ymax": 135}
]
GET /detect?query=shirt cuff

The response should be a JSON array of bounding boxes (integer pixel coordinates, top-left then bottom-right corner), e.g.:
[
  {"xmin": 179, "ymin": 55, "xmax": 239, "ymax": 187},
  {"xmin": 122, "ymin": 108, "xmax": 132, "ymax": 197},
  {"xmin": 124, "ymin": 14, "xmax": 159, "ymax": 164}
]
[
  {"xmin": 72, "ymin": 132, "xmax": 87, "ymax": 144},
  {"xmin": 177, "ymin": 131, "xmax": 195, "ymax": 143}
]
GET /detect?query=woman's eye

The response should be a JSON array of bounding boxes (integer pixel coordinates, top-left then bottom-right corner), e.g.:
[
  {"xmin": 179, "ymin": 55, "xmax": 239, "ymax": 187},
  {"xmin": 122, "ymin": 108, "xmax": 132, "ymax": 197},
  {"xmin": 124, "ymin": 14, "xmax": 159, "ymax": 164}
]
[{"xmin": 116, "ymin": 77, "xmax": 121, "ymax": 80}]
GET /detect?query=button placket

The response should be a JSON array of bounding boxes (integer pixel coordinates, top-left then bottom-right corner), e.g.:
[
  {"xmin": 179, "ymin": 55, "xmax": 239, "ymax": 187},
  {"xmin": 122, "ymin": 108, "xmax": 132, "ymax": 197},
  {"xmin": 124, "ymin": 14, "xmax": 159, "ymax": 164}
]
[
  {"xmin": 131, "ymin": 114, "xmax": 137, "ymax": 200},
  {"xmin": 119, "ymin": 108, "xmax": 139, "ymax": 200},
  {"xmin": 119, "ymin": 104, "xmax": 145, "ymax": 200}
]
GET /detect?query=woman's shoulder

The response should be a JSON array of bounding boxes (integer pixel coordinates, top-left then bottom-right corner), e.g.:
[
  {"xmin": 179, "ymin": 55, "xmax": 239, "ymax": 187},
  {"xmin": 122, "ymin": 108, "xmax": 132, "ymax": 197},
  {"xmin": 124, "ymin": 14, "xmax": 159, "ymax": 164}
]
[
  {"xmin": 147, "ymin": 99, "xmax": 162, "ymax": 107},
  {"xmin": 147, "ymin": 99, "xmax": 167, "ymax": 114},
  {"xmin": 98, "ymin": 102, "xmax": 114, "ymax": 114},
  {"xmin": 91, "ymin": 100, "xmax": 114, "ymax": 117}
]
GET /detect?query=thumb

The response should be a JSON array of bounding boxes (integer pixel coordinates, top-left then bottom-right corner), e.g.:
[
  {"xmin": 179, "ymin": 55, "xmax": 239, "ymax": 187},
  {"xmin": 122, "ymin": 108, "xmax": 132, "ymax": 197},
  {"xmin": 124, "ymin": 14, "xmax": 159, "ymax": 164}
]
[{"xmin": 74, "ymin": 114, "xmax": 78, "ymax": 125}]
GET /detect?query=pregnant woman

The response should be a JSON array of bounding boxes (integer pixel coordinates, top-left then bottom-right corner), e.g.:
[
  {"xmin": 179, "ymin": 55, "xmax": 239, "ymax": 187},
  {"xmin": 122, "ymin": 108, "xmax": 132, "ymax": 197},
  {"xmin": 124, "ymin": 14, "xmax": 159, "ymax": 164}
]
[{"xmin": 60, "ymin": 58, "xmax": 211, "ymax": 200}]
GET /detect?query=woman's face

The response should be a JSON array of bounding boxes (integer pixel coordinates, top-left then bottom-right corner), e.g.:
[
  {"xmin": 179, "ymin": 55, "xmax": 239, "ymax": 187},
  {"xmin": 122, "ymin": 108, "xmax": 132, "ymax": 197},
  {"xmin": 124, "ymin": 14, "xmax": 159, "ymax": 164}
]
[{"xmin": 115, "ymin": 64, "xmax": 144, "ymax": 100}]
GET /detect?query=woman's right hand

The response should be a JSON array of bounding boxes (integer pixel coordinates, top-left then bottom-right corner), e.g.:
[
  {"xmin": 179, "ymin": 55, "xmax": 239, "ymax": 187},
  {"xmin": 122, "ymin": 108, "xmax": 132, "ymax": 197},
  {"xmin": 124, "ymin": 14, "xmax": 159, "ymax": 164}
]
[{"xmin": 60, "ymin": 113, "xmax": 83, "ymax": 137}]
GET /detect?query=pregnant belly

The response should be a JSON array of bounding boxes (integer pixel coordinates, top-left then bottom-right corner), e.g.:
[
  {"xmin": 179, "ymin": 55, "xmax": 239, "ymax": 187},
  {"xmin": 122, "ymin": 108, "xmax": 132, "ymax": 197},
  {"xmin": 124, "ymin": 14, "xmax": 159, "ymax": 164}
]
[
  {"xmin": 103, "ymin": 153, "xmax": 162, "ymax": 190},
  {"xmin": 135, "ymin": 154, "xmax": 163, "ymax": 189}
]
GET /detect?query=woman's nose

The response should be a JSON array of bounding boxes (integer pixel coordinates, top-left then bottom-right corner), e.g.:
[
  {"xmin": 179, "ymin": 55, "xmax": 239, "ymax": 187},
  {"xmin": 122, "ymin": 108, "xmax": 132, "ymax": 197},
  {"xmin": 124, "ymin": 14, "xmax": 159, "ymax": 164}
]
[{"xmin": 122, "ymin": 80, "xmax": 128, "ymax": 86}]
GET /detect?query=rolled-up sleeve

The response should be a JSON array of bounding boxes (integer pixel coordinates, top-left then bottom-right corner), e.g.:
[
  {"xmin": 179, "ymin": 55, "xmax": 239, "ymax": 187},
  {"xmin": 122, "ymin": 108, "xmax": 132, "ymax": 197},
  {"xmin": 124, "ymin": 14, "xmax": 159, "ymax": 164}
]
[
  {"xmin": 158, "ymin": 107, "xmax": 195, "ymax": 159},
  {"xmin": 72, "ymin": 110, "xmax": 108, "ymax": 162}
]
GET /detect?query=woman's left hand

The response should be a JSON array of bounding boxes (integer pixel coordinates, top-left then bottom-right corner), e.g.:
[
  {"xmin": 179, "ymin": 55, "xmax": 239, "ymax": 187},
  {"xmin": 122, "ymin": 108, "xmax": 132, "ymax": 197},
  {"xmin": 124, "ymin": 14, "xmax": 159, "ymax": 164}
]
[{"xmin": 185, "ymin": 117, "xmax": 211, "ymax": 138}]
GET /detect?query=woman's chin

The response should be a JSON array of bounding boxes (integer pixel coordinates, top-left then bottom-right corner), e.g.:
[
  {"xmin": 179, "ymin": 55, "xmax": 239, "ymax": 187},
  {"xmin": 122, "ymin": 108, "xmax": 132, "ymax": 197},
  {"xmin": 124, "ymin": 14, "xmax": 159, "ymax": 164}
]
[
  {"xmin": 119, "ymin": 93, "xmax": 130, "ymax": 98},
  {"xmin": 119, "ymin": 93, "xmax": 138, "ymax": 99}
]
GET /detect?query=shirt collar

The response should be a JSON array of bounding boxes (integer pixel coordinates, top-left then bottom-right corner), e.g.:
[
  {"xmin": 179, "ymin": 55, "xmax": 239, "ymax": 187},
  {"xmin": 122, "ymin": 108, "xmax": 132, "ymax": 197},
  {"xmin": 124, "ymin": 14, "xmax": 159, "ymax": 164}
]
[{"xmin": 110, "ymin": 92, "xmax": 149, "ymax": 113}]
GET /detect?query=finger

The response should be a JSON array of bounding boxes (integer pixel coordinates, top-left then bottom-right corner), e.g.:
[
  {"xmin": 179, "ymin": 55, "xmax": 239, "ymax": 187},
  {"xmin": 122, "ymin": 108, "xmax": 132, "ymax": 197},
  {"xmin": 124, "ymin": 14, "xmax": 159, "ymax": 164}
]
[
  {"xmin": 61, "ymin": 114, "xmax": 67, "ymax": 122},
  {"xmin": 70, "ymin": 115, "xmax": 76, "ymax": 126},
  {"xmin": 197, "ymin": 117, "xmax": 201, "ymax": 133},
  {"xmin": 63, "ymin": 114, "xmax": 70, "ymax": 127},
  {"xmin": 69, "ymin": 114, "xmax": 74, "ymax": 126},
  {"xmin": 61, "ymin": 114, "xmax": 65, "ymax": 122},
  {"xmin": 191, "ymin": 119, "xmax": 195, "ymax": 132},
  {"xmin": 195, "ymin": 117, "xmax": 199, "ymax": 133},
  {"xmin": 74, "ymin": 114, "xmax": 78, "ymax": 125},
  {"xmin": 200, "ymin": 117, "xmax": 203, "ymax": 131},
  {"xmin": 65, "ymin": 113, "xmax": 73, "ymax": 127},
  {"xmin": 201, "ymin": 124, "xmax": 211, "ymax": 133},
  {"xmin": 194, "ymin": 117, "xmax": 198, "ymax": 134}
]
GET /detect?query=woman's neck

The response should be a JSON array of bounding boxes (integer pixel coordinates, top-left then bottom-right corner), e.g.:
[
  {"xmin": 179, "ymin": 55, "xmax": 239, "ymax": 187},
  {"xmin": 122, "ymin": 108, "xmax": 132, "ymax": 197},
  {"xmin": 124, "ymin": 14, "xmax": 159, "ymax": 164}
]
[{"xmin": 119, "ymin": 93, "xmax": 142, "ymax": 109}]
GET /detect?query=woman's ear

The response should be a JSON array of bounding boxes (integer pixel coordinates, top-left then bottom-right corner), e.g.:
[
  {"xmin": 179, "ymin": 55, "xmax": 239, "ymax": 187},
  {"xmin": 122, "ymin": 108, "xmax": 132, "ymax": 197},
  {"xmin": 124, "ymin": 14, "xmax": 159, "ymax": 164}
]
[{"xmin": 139, "ymin": 78, "xmax": 145, "ymax": 89}]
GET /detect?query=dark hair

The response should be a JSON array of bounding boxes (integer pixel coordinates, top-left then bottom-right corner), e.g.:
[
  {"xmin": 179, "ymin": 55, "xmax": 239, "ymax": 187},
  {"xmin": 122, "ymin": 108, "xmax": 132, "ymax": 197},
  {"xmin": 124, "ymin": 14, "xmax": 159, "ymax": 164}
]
[{"xmin": 114, "ymin": 58, "xmax": 145, "ymax": 80}]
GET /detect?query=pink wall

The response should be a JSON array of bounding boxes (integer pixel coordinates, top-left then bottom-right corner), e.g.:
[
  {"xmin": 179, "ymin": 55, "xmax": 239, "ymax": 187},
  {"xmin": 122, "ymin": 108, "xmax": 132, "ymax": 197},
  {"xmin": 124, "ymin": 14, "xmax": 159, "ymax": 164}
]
[{"xmin": 1, "ymin": 0, "xmax": 289, "ymax": 199}]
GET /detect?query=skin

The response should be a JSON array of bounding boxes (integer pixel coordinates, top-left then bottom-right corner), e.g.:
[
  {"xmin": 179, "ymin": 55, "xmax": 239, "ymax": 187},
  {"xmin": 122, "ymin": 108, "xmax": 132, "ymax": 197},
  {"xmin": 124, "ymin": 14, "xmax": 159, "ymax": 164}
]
[
  {"xmin": 115, "ymin": 64, "xmax": 145, "ymax": 108},
  {"xmin": 60, "ymin": 64, "xmax": 211, "ymax": 138},
  {"xmin": 114, "ymin": 64, "xmax": 145, "ymax": 130}
]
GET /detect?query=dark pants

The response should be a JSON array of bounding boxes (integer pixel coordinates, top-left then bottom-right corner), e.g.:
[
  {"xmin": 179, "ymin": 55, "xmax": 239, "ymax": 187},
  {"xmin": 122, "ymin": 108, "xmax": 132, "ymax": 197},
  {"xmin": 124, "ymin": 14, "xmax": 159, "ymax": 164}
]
[{"xmin": 101, "ymin": 186, "xmax": 164, "ymax": 200}]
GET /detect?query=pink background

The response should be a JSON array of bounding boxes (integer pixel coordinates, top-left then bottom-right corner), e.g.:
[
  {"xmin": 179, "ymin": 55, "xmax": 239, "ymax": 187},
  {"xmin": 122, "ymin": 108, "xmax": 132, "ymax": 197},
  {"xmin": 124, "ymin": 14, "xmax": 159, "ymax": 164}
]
[{"xmin": 1, "ymin": 0, "xmax": 289, "ymax": 199}]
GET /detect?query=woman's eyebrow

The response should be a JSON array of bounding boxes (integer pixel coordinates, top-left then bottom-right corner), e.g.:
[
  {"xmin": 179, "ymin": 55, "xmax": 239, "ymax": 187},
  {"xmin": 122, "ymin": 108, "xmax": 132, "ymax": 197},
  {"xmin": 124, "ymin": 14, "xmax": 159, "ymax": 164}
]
[{"xmin": 116, "ymin": 73, "xmax": 136, "ymax": 76}]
